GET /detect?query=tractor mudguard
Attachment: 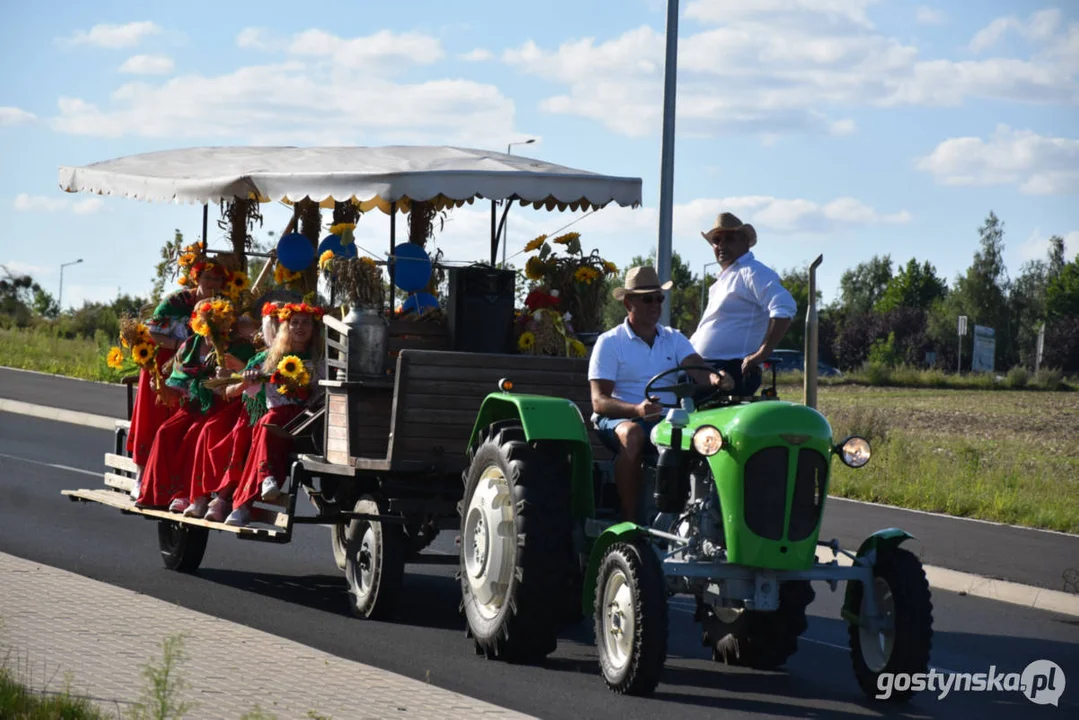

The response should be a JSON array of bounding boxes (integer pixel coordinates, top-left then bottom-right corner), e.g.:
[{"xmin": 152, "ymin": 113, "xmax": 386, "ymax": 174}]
[
  {"xmin": 468, "ymin": 393, "xmax": 594, "ymax": 519},
  {"xmin": 841, "ymin": 527, "xmax": 917, "ymax": 622},
  {"xmin": 581, "ymin": 522, "xmax": 646, "ymax": 615}
]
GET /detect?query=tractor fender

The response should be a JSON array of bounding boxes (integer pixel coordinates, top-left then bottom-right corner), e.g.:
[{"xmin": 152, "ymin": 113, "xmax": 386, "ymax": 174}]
[
  {"xmin": 581, "ymin": 522, "xmax": 647, "ymax": 616},
  {"xmin": 841, "ymin": 527, "xmax": 917, "ymax": 621},
  {"xmin": 468, "ymin": 393, "xmax": 594, "ymax": 519}
]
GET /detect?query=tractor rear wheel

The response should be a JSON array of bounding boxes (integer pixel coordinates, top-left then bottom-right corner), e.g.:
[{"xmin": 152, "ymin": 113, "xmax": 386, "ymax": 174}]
[{"xmin": 459, "ymin": 422, "xmax": 574, "ymax": 663}]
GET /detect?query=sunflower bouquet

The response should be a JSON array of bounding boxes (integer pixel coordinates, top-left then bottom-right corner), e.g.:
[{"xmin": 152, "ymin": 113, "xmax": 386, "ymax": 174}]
[
  {"xmin": 270, "ymin": 354, "xmax": 313, "ymax": 400},
  {"xmin": 521, "ymin": 232, "xmax": 618, "ymax": 335},
  {"xmin": 515, "ymin": 308, "xmax": 587, "ymax": 359},
  {"xmin": 106, "ymin": 317, "xmax": 159, "ymax": 378},
  {"xmin": 190, "ymin": 298, "xmax": 236, "ymax": 362}
]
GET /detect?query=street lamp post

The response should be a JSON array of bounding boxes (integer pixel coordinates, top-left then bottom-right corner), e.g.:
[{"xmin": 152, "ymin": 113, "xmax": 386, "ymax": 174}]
[
  {"xmin": 502, "ymin": 138, "xmax": 536, "ymax": 267},
  {"xmin": 656, "ymin": 0, "xmax": 680, "ymax": 326},
  {"xmin": 58, "ymin": 258, "xmax": 84, "ymax": 311}
]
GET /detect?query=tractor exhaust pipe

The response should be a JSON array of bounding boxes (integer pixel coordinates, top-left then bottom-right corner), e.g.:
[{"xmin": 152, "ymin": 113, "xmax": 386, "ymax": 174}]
[{"xmin": 804, "ymin": 255, "xmax": 823, "ymax": 409}]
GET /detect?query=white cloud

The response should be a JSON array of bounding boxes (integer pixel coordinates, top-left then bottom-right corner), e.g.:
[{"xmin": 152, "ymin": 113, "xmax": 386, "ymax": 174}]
[
  {"xmin": 50, "ymin": 29, "xmax": 514, "ymax": 145},
  {"xmin": 119, "ymin": 54, "xmax": 174, "ymax": 75},
  {"xmin": 236, "ymin": 27, "xmax": 276, "ymax": 50},
  {"xmin": 917, "ymin": 125, "xmax": 1079, "ymax": 195},
  {"xmin": 503, "ymin": 4, "xmax": 1077, "ymax": 138},
  {"xmin": 1018, "ymin": 229, "xmax": 1079, "ymax": 263},
  {"xmin": 3, "ymin": 260, "xmax": 53, "ymax": 277},
  {"xmin": 915, "ymin": 6, "xmax": 946, "ymax": 26},
  {"xmin": 970, "ymin": 9, "xmax": 1062, "ymax": 53},
  {"xmin": 13, "ymin": 193, "xmax": 105, "ymax": 214},
  {"xmin": 0, "ymin": 106, "xmax": 36, "ymax": 125},
  {"xmin": 61, "ymin": 21, "xmax": 162, "ymax": 49},
  {"xmin": 461, "ymin": 48, "xmax": 493, "ymax": 62}
]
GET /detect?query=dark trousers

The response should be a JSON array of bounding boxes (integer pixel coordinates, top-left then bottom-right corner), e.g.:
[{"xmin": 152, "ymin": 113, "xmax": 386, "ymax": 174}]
[{"xmin": 707, "ymin": 358, "xmax": 763, "ymax": 396}]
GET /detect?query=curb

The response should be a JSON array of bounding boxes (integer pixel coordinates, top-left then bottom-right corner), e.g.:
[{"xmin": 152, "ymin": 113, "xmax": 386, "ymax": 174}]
[
  {"xmin": 0, "ymin": 398, "xmax": 118, "ymax": 431},
  {"xmin": 4, "ymin": 397, "xmax": 1078, "ymax": 620},
  {"xmin": 814, "ymin": 547, "xmax": 1079, "ymax": 619}
]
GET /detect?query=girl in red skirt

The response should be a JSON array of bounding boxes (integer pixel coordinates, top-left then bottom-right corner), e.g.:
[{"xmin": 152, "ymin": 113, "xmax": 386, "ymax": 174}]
[
  {"xmin": 183, "ymin": 315, "xmax": 259, "ymax": 518},
  {"xmin": 127, "ymin": 256, "xmax": 231, "ymax": 500},
  {"xmin": 225, "ymin": 303, "xmax": 324, "ymax": 527},
  {"xmin": 136, "ymin": 298, "xmax": 235, "ymax": 511},
  {"xmin": 202, "ymin": 303, "xmax": 283, "ymax": 523}
]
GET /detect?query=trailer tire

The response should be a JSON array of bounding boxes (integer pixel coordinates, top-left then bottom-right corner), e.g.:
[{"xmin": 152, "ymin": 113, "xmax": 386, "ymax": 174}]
[
  {"xmin": 460, "ymin": 423, "xmax": 573, "ymax": 663},
  {"xmin": 344, "ymin": 495, "xmax": 405, "ymax": 620},
  {"xmin": 157, "ymin": 520, "xmax": 208, "ymax": 573},
  {"xmin": 330, "ymin": 521, "xmax": 348, "ymax": 571}
]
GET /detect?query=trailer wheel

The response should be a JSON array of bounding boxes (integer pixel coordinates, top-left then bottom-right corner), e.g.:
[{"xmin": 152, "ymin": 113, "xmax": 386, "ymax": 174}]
[
  {"xmin": 460, "ymin": 423, "xmax": 573, "ymax": 663},
  {"xmin": 330, "ymin": 521, "xmax": 347, "ymax": 571},
  {"xmin": 157, "ymin": 520, "xmax": 208, "ymax": 573},
  {"xmin": 344, "ymin": 495, "xmax": 405, "ymax": 620}
]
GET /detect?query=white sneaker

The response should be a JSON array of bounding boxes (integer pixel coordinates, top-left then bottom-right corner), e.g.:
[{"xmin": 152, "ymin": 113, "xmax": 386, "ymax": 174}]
[
  {"xmin": 129, "ymin": 467, "xmax": 143, "ymax": 500},
  {"xmin": 183, "ymin": 496, "xmax": 209, "ymax": 519},
  {"xmin": 205, "ymin": 497, "xmax": 230, "ymax": 523},
  {"xmin": 224, "ymin": 506, "xmax": 251, "ymax": 527},
  {"xmin": 168, "ymin": 497, "xmax": 190, "ymax": 514},
  {"xmin": 260, "ymin": 477, "xmax": 282, "ymax": 501}
]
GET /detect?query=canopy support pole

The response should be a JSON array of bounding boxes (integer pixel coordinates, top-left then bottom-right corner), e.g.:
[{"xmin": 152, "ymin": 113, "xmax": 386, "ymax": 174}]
[
  {"xmin": 495, "ymin": 197, "xmax": 515, "ymax": 268},
  {"xmin": 201, "ymin": 204, "xmax": 209, "ymax": 245},
  {"xmin": 389, "ymin": 201, "xmax": 397, "ymax": 314},
  {"xmin": 489, "ymin": 200, "xmax": 498, "ymax": 265}
]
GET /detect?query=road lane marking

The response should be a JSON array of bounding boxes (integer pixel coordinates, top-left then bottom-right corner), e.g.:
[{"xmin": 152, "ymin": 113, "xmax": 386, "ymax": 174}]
[
  {"xmin": 0, "ymin": 398, "xmax": 118, "ymax": 431},
  {"xmin": 0, "ymin": 451, "xmax": 100, "ymax": 478}
]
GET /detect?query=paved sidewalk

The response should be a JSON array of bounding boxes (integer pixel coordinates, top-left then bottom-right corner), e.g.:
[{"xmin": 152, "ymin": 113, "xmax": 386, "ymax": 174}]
[{"xmin": 0, "ymin": 552, "xmax": 532, "ymax": 720}]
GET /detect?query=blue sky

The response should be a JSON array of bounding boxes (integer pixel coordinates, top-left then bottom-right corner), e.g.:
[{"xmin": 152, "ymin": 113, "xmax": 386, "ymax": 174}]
[{"xmin": 1, "ymin": 0, "xmax": 1076, "ymax": 309}]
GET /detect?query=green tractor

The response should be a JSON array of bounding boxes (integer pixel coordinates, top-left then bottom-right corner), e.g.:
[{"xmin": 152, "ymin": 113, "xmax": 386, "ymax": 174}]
[{"xmin": 459, "ymin": 367, "xmax": 933, "ymax": 701}]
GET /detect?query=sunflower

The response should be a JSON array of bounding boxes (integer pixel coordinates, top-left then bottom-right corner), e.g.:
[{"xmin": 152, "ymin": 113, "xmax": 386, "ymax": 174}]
[
  {"xmin": 524, "ymin": 235, "xmax": 547, "ymax": 253},
  {"xmin": 574, "ymin": 267, "xmax": 600, "ymax": 284},
  {"xmin": 136, "ymin": 324, "xmax": 153, "ymax": 343},
  {"xmin": 132, "ymin": 342, "xmax": 155, "ymax": 366},
  {"xmin": 602, "ymin": 261, "xmax": 618, "ymax": 275},
  {"xmin": 518, "ymin": 331, "xmax": 535, "ymax": 352},
  {"xmin": 277, "ymin": 355, "xmax": 304, "ymax": 380},
  {"xmin": 568, "ymin": 339, "xmax": 586, "ymax": 358},
  {"xmin": 274, "ymin": 264, "xmax": 302, "ymax": 285},
  {"xmin": 178, "ymin": 275, "xmax": 190, "ymax": 286},
  {"xmin": 229, "ymin": 271, "xmax": 250, "ymax": 294},
  {"xmin": 319, "ymin": 250, "xmax": 335, "ymax": 272},
  {"xmin": 329, "ymin": 222, "xmax": 356, "ymax": 236},
  {"xmin": 525, "ymin": 256, "xmax": 547, "ymax": 281},
  {"xmin": 106, "ymin": 347, "xmax": 124, "ymax": 369},
  {"xmin": 552, "ymin": 232, "xmax": 580, "ymax": 245},
  {"xmin": 190, "ymin": 315, "xmax": 211, "ymax": 338},
  {"xmin": 178, "ymin": 252, "xmax": 197, "ymax": 268},
  {"xmin": 359, "ymin": 256, "xmax": 377, "ymax": 268}
]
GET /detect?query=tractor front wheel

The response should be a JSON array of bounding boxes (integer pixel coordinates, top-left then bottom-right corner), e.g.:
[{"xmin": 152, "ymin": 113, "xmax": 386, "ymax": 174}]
[{"xmin": 848, "ymin": 547, "xmax": 933, "ymax": 702}]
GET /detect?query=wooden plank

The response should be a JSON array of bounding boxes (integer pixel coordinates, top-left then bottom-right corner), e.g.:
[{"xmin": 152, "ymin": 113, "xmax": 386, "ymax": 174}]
[
  {"xmin": 326, "ymin": 357, "xmax": 348, "ymax": 370},
  {"xmin": 323, "ymin": 314, "xmax": 350, "ymax": 336},
  {"xmin": 401, "ymin": 408, "xmax": 485, "ymax": 426},
  {"xmin": 388, "ymin": 319, "xmax": 449, "ymax": 337},
  {"xmin": 104, "ymin": 453, "xmax": 139, "ymax": 474},
  {"xmin": 403, "ymin": 390, "xmax": 591, "ymax": 411},
  {"xmin": 62, "ymin": 489, "xmax": 286, "ymax": 539},
  {"xmin": 384, "ymin": 353, "xmax": 411, "ymax": 462},
  {"xmin": 400, "ymin": 349, "xmax": 588, "ymax": 372},
  {"xmin": 407, "ymin": 364, "xmax": 591, "ymax": 384},
  {"xmin": 104, "ymin": 472, "xmax": 135, "ymax": 492},
  {"xmin": 325, "ymin": 337, "xmax": 348, "ymax": 355},
  {"xmin": 115, "ymin": 420, "xmax": 132, "ymax": 432}
]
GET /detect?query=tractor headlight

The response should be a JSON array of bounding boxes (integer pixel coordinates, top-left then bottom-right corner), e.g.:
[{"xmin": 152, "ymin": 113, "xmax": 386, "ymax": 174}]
[
  {"xmin": 836, "ymin": 436, "xmax": 871, "ymax": 468},
  {"xmin": 691, "ymin": 425, "xmax": 725, "ymax": 456}
]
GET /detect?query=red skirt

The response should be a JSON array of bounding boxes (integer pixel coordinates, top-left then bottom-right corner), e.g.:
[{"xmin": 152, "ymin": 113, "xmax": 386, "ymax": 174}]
[
  {"xmin": 126, "ymin": 347, "xmax": 177, "ymax": 467},
  {"xmin": 231, "ymin": 405, "xmax": 304, "ymax": 509},
  {"xmin": 210, "ymin": 410, "xmax": 256, "ymax": 499},
  {"xmin": 137, "ymin": 400, "xmax": 219, "ymax": 508},
  {"xmin": 188, "ymin": 399, "xmax": 244, "ymax": 502}
]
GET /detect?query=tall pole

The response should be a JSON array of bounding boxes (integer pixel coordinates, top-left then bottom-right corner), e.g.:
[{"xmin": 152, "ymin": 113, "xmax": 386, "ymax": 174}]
[
  {"xmin": 804, "ymin": 255, "xmax": 823, "ymax": 409},
  {"xmin": 58, "ymin": 258, "xmax": 83, "ymax": 311},
  {"xmin": 502, "ymin": 138, "xmax": 536, "ymax": 268},
  {"xmin": 656, "ymin": 0, "xmax": 679, "ymax": 326}
]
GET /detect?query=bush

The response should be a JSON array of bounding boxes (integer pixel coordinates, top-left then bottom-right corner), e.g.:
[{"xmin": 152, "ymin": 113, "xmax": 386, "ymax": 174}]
[
  {"xmin": 1033, "ymin": 367, "xmax": 1065, "ymax": 390},
  {"xmin": 1005, "ymin": 365, "xmax": 1029, "ymax": 389},
  {"xmin": 860, "ymin": 361, "xmax": 893, "ymax": 386}
]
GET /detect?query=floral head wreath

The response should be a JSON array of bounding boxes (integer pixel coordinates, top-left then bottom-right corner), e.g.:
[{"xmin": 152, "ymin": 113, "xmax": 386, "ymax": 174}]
[
  {"xmin": 261, "ymin": 301, "xmax": 284, "ymax": 318},
  {"xmin": 277, "ymin": 302, "xmax": 326, "ymax": 322},
  {"xmin": 176, "ymin": 241, "xmax": 232, "ymax": 287}
]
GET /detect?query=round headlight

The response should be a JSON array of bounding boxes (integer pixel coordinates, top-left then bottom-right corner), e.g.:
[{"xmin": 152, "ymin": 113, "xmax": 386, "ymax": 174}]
[
  {"xmin": 691, "ymin": 425, "xmax": 725, "ymax": 456},
  {"xmin": 649, "ymin": 423, "xmax": 663, "ymax": 447},
  {"xmin": 839, "ymin": 436, "xmax": 871, "ymax": 468}
]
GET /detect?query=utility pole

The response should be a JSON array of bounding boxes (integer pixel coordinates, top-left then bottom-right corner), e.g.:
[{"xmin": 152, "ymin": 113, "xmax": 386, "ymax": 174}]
[
  {"xmin": 656, "ymin": 0, "xmax": 679, "ymax": 326},
  {"xmin": 957, "ymin": 315, "xmax": 968, "ymax": 374}
]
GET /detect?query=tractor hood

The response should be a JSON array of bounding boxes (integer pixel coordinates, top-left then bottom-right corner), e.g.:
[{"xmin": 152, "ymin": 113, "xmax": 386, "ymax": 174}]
[{"xmin": 654, "ymin": 400, "xmax": 833, "ymax": 457}]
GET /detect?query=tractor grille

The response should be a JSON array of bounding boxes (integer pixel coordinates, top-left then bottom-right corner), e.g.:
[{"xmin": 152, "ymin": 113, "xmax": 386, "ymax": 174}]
[
  {"xmin": 788, "ymin": 449, "xmax": 828, "ymax": 541},
  {"xmin": 743, "ymin": 447, "xmax": 789, "ymax": 540}
]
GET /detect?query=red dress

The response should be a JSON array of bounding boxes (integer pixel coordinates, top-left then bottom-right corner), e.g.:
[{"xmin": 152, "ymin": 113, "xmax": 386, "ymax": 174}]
[
  {"xmin": 188, "ymin": 399, "xmax": 244, "ymax": 502},
  {"xmin": 127, "ymin": 347, "xmax": 177, "ymax": 467},
  {"xmin": 230, "ymin": 405, "xmax": 304, "ymax": 509}
]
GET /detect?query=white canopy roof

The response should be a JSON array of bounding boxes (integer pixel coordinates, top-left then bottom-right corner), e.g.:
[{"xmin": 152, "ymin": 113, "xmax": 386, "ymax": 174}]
[{"xmin": 58, "ymin": 145, "xmax": 642, "ymax": 214}]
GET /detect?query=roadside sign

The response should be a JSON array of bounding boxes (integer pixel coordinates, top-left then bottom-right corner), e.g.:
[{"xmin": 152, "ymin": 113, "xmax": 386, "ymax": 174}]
[
  {"xmin": 958, "ymin": 316, "xmax": 968, "ymax": 336},
  {"xmin": 971, "ymin": 325, "xmax": 996, "ymax": 373}
]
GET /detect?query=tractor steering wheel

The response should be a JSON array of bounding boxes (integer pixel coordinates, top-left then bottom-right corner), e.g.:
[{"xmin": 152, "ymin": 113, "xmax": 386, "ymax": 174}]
[{"xmin": 643, "ymin": 365, "xmax": 727, "ymax": 409}]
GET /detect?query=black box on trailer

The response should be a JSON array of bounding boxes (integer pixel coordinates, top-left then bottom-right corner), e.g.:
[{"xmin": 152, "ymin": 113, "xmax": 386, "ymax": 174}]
[{"xmin": 446, "ymin": 266, "xmax": 516, "ymax": 354}]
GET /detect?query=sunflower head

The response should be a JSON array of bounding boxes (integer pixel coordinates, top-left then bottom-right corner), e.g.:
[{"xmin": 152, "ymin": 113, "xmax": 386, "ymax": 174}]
[
  {"xmin": 132, "ymin": 342, "xmax": 155, "ymax": 365},
  {"xmin": 518, "ymin": 331, "xmax": 535, "ymax": 351},
  {"xmin": 277, "ymin": 355, "xmax": 304, "ymax": 380},
  {"xmin": 524, "ymin": 235, "xmax": 547, "ymax": 253},
  {"xmin": 106, "ymin": 347, "xmax": 124, "ymax": 369},
  {"xmin": 525, "ymin": 256, "xmax": 547, "ymax": 281}
]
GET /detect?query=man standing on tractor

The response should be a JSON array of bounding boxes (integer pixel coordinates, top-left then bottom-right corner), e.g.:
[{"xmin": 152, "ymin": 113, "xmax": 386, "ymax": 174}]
[
  {"xmin": 690, "ymin": 212, "xmax": 797, "ymax": 396},
  {"xmin": 589, "ymin": 266, "xmax": 734, "ymax": 522}
]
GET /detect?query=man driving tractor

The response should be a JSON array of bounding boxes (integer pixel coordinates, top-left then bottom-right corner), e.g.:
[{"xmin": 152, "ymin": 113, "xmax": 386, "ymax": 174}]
[{"xmin": 588, "ymin": 265, "xmax": 733, "ymax": 522}]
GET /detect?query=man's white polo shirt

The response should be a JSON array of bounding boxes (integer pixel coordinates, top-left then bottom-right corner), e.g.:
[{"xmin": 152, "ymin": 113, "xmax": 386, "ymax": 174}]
[
  {"xmin": 690, "ymin": 251, "xmax": 796, "ymax": 360},
  {"xmin": 588, "ymin": 319, "xmax": 698, "ymax": 407}
]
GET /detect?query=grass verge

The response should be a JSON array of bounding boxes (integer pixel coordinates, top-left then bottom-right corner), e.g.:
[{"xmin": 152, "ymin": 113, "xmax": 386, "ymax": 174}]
[
  {"xmin": 0, "ymin": 328, "xmax": 122, "ymax": 383},
  {"xmin": 0, "ymin": 667, "xmax": 107, "ymax": 719}
]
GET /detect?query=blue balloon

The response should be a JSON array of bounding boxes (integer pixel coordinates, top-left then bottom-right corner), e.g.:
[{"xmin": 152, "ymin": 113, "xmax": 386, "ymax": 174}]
[
  {"xmin": 277, "ymin": 232, "xmax": 315, "ymax": 272},
  {"xmin": 401, "ymin": 292, "xmax": 439, "ymax": 314},
  {"xmin": 317, "ymin": 233, "xmax": 358, "ymax": 260},
  {"xmin": 392, "ymin": 243, "xmax": 432, "ymax": 292}
]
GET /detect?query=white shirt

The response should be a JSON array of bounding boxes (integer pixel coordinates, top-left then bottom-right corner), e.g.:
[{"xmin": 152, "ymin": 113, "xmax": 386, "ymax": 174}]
[
  {"xmin": 588, "ymin": 320, "xmax": 698, "ymax": 407},
  {"xmin": 690, "ymin": 251, "xmax": 796, "ymax": 360}
]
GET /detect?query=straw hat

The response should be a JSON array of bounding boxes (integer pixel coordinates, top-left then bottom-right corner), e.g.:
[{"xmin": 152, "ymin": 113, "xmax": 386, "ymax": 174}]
[
  {"xmin": 612, "ymin": 266, "xmax": 674, "ymax": 301},
  {"xmin": 701, "ymin": 212, "xmax": 757, "ymax": 247}
]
